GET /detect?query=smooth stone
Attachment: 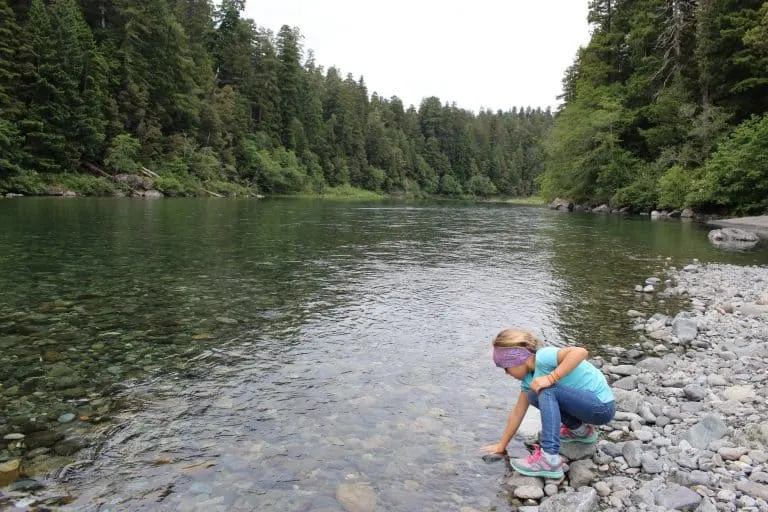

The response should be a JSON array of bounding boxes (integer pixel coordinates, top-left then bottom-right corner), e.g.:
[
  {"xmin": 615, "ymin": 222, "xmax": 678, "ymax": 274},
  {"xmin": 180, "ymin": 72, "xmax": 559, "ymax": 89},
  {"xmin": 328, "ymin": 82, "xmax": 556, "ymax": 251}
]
[
  {"xmin": 594, "ymin": 481, "xmax": 611, "ymax": 497},
  {"xmin": 723, "ymin": 385, "xmax": 757, "ymax": 402},
  {"xmin": 655, "ymin": 483, "xmax": 702, "ymax": 509},
  {"xmin": 2, "ymin": 434, "xmax": 24, "ymax": 441},
  {"xmin": 539, "ymin": 487, "xmax": 598, "ymax": 512},
  {"xmin": 58, "ymin": 413, "xmax": 76, "ymax": 424},
  {"xmin": 707, "ymin": 374, "xmax": 728, "ymax": 386},
  {"xmin": 544, "ymin": 484, "xmax": 558, "ymax": 496},
  {"xmin": 335, "ymin": 482, "xmax": 376, "ymax": 512},
  {"xmin": 560, "ymin": 442, "xmax": 597, "ymax": 460},
  {"xmin": 736, "ymin": 481, "xmax": 768, "ymax": 501},
  {"xmin": 567, "ymin": 460, "xmax": 595, "ymax": 488},
  {"xmin": 622, "ymin": 441, "xmax": 642, "ymax": 468},
  {"xmin": 641, "ymin": 453, "xmax": 663, "ymax": 474},
  {"xmin": 681, "ymin": 415, "xmax": 728, "ymax": 450},
  {"xmin": 718, "ymin": 447, "xmax": 748, "ymax": 461},
  {"xmin": 0, "ymin": 459, "xmax": 21, "ymax": 487},
  {"xmin": 514, "ymin": 485, "xmax": 544, "ymax": 500},
  {"xmin": 684, "ymin": 384, "xmax": 707, "ymax": 401}
]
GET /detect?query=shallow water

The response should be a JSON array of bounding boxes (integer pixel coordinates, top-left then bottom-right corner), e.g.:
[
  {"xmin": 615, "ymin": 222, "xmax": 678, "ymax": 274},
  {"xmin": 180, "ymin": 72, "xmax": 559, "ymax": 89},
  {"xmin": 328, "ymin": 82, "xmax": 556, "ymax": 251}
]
[{"xmin": 1, "ymin": 198, "xmax": 767, "ymax": 510}]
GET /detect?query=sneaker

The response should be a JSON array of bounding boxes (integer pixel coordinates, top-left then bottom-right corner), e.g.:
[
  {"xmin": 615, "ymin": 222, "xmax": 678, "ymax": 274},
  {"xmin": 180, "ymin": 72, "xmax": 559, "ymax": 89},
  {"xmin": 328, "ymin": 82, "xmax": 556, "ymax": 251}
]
[
  {"xmin": 510, "ymin": 445, "xmax": 564, "ymax": 479},
  {"xmin": 560, "ymin": 424, "xmax": 599, "ymax": 444}
]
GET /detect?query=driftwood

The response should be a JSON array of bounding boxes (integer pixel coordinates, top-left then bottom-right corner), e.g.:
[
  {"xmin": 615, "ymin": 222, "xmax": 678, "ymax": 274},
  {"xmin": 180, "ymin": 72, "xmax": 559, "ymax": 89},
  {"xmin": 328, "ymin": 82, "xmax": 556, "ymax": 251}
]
[{"xmin": 140, "ymin": 167, "xmax": 159, "ymax": 179}]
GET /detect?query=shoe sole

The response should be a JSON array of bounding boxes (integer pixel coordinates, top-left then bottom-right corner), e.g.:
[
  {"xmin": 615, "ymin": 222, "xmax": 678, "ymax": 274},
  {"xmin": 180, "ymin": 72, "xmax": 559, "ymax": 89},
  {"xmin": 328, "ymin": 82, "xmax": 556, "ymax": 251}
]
[{"xmin": 510, "ymin": 463, "xmax": 564, "ymax": 479}]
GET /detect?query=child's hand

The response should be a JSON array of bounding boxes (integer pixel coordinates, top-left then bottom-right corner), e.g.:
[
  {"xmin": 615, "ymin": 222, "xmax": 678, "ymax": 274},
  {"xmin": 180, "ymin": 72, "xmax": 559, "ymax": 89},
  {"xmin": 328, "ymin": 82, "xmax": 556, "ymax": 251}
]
[
  {"xmin": 530, "ymin": 376, "xmax": 554, "ymax": 393},
  {"xmin": 480, "ymin": 443, "xmax": 506, "ymax": 454}
]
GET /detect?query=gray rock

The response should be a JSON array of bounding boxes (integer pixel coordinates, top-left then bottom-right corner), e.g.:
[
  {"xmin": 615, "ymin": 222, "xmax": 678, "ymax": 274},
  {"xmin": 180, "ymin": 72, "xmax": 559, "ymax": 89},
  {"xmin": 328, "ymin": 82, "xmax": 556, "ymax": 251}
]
[
  {"xmin": 613, "ymin": 389, "xmax": 645, "ymax": 414},
  {"xmin": 614, "ymin": 376, "xmax": 638, "ymax": 390},
  {"xmin": 736, "ymin": 481, "xmax": 768, "ymax": 501},
  {"xmin": 57, "ymin": 413, "xmax": 76, "ymax": 424},
  {"xmin": 641, "ymin": 453, "xmax": 663, "ymax": 473},
  {"xmin": 684, "ymin": 384, "xmax": 707, "ymax": 401},
  {"xmin": 718, "ymin": 446, "xmax": 747, "ymax": 460},
  {"xmin": 504, "ymin": 473, "xmax": 544, "ymax": 489},
  {"xmin": 722, "ymin": 385, "xmax": 757, "ymax": 402},
  {"xmin": 707, "ymin": 228, "xmax": 759, "ymax": 249},
  {"xmin": 707, "ymin": 374, "xmax": 728, "ymax": 386},
  {"xmin": 606, "ymin": 364, "xmax": 638, "ymax": 376},
  {"xmin": 539, "ymin": 487, "xmax": 598, "ymax": 512},
  {"xmin": 599, "ymin": 442, "xmax": 623, "ymax": 458},
  {"xmin": 514, "ymin": 485, "xmax": 544, "ymax": 500},
  {"xmin": 673, "ymin": 313, "xmax": 698, "ymax": 342},
  {"xmin": 622, "ymin": 442, "xmax": 642, "ymax": 467},
  {"xmin": 681, "ymin": 415, "xmax": 728, "ymax": 450},
  {"xmin": 634, "ymin": 430, "xmax": 654, "ymax": 442},
  {"xmin": 695, "ymin": 497, "xmax": 717, "ymax": 512},
  {"xmin": 655, "ymin": 483, "xmax": 702, "ymax": 510},
  {"xmin": 560, "ymin": 442, "xmax": 597, "ymax": 460},
  {"xmin": 594, "ymin": 481, "xmax": 611, "ymax": 497},
  {"xmin": 335, "ymin": 482, "xmax": 376, "ymax": 512},
  {"xmin": 567, "ymin": 460, "xmax": 595, "ymax": 488},
  {"xmin": 604, "ymin": 476, "xmax": 637, "ymax": 491},
  {"xmin": 544, "ymin": 483, "xmax": 558, "ymax": 496}
]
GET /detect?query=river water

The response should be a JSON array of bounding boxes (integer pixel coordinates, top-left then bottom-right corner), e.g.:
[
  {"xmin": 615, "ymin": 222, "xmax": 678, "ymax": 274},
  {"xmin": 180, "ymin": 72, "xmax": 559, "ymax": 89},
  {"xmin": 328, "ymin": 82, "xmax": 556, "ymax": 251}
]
[{"xmin": 1, "ymin": 198, "xmax": 767, "ymax": 511}]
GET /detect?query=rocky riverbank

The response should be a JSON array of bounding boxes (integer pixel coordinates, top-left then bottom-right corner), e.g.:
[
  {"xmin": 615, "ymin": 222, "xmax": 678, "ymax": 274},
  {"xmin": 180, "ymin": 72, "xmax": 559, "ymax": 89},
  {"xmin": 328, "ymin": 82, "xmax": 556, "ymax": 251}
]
[{"xmin": 492, "ymin": 262, "xmax": 768, "ymax": 512}]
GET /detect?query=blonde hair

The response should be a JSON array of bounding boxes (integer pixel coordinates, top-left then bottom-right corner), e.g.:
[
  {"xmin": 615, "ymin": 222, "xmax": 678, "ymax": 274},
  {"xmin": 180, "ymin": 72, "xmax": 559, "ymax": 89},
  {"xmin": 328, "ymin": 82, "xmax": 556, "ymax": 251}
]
[{"xmin": 492, "ymin": 328, "xmax": 544, "ymax": 352}]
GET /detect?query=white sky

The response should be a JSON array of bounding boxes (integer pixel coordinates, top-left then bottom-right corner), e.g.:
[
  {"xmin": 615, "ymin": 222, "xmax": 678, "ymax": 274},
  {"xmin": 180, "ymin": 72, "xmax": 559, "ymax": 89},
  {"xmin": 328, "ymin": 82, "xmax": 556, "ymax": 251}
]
[{"xmin": 244, "ymin": 0, "xmax": 592, "ymax": 113}]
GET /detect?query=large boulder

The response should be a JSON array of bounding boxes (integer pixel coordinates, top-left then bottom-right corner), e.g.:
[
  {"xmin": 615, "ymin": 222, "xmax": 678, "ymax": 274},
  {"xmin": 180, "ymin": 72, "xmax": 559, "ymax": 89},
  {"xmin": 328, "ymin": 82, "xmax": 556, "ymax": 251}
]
[
  {"xmin": 549, "ymin": 198, "xmax": 574, "ymax": 211},
  {"xmin": 115, "ymin": 173, "xmax": 154, "ymax": 190},
  {"xmin": 707, "ymin": 228, "xmax": 759, "ymax": 250}
]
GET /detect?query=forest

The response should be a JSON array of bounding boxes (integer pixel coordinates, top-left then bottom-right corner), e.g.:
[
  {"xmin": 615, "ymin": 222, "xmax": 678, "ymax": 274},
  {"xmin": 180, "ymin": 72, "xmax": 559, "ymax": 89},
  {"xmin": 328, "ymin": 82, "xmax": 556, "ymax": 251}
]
[
  {"xmin": 542, "ymin": 0, "xmax": 768, "ymax": 215},
  {"xmin": 2, "ymin": 0, "xmax": 766, "ymax": 215},
  {"xmin": 0, "ymin": 0, "xmax": 552, "ymax": 199}
]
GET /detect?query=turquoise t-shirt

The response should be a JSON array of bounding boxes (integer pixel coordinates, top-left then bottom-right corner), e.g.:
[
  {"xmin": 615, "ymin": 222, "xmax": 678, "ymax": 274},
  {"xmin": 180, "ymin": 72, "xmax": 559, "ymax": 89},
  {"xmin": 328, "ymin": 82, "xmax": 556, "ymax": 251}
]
[{"xmin": 520, "ymin": 346, "xmax": 614, "ymax": 403}]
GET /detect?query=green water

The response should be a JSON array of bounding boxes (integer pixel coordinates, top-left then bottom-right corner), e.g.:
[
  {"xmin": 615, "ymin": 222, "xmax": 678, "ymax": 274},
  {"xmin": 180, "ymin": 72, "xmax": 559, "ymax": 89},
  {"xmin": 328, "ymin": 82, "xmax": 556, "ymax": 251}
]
[{"xmin": 0, "ymin": 198, "xmax": 766, "ymax": 510}]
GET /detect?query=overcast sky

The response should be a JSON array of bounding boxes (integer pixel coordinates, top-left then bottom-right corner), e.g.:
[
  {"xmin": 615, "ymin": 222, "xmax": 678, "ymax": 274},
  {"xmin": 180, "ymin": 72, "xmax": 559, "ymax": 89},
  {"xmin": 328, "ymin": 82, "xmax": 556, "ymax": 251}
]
[{"xmin": 243, "ymin": 0, "xmax": 592, "ymax": 113}]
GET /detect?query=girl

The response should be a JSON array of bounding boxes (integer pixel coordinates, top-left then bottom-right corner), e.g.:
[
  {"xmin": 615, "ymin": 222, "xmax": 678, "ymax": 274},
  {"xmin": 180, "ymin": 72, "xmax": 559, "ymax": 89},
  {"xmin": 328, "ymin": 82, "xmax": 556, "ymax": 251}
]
[{"xmin": 481, "ymin": 328, "xmax": 616, "ymax": 479}]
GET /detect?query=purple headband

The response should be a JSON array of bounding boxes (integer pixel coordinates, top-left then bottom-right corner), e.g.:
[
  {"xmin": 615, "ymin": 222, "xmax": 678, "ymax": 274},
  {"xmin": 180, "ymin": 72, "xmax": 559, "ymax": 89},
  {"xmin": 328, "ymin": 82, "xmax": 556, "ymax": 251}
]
[{"xmin": 493, "ymin": 347, "xmax": 532, "ymax": 368}]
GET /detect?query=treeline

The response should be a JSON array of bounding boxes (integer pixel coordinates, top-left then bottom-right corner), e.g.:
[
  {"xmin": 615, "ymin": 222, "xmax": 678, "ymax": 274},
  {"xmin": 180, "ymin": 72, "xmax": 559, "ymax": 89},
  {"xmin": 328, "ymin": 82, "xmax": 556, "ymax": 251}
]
[
  {"xmin": 0, "ymin": 0, "xmax": 552, "ymax": 198},
  {"xmin": 542, "ymin": 0, "xmax": 768, "ymax": 215}
]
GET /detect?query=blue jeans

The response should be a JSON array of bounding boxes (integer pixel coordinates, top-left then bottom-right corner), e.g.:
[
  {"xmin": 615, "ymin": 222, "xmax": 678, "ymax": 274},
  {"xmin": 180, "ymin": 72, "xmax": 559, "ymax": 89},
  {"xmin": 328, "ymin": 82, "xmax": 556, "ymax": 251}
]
[{"xmin": 527, "ymin": 385, "xmax": 616, "ymax": 455}]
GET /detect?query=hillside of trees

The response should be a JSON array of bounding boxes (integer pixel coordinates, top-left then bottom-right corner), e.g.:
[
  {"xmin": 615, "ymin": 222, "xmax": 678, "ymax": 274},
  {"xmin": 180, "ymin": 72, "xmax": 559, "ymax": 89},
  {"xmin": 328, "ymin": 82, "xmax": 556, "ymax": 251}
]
[
  {"xmin": 542, "ymin": 0, "xmax": 768, "ymax": 215},
  {"xmin": 0, "ymin": 0, "xmax": 553, "ymax": 198}
]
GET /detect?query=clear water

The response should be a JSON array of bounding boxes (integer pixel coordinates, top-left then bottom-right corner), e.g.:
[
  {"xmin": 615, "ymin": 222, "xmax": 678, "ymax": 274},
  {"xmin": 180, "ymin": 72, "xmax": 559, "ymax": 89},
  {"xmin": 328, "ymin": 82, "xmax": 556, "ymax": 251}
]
[{"xmin": 1, "ymin": 198, "xmax": 766, "ymax": 511}]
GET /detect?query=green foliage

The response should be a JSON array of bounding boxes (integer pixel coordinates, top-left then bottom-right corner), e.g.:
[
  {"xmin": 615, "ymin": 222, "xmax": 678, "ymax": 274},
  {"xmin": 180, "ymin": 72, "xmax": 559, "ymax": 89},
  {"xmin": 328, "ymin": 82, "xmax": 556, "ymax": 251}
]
[
  {"xmin": 542, "ymin": 0, "xmax": 768, "ymax": 215},
  {"xmin": 0, "ymin": 169, "xmax": 46, "ymax": 194},
  {"xmin": 657, "ymin": 165, "xmax": 693, "ymax": 209},
  {"xmin": 689, "ymin": 114, "xmax": 768, "ymax": 215},
  {"xmin": 466, "ymin": 174, "xmax": 498, "ymax": 197},
  {"xmin": 46, "ymin": 173, "xmax": 117, "ymax": 196},
  {"xmin": 611, "ymin": 173, "xmax": 659, "ymax": 213},
  {"xmin": 438, "ymin": 174, "xmax": 463, "ymax": 196},
  {"xmin": 104, "ymin": 135, "xmax": 141, "ymax": 173},
  {"xmin": 2, "ymin": 0, "xmax": 553, "ymax": 198}
]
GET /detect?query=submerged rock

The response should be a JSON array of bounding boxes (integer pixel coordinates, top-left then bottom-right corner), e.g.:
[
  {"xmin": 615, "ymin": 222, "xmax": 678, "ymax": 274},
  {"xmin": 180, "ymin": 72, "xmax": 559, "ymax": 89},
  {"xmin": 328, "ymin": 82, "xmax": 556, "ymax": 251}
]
[{"xmin": 707, "ymin": 228, "xmax": 759, "ymax": 249}]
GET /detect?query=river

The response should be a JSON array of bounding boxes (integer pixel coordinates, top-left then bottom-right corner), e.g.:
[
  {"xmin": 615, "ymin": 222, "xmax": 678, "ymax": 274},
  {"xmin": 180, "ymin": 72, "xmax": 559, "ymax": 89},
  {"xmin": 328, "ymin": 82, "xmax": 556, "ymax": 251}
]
[{"xmin": 1, "ymin": 198, "xmax": 767, "ymax": 511}]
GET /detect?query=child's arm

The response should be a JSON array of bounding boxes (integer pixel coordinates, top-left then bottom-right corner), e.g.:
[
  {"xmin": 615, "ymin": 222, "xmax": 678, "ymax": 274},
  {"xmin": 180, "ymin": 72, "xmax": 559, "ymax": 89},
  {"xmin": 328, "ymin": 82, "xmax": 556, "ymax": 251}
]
[
  {"xmin": 481, "ymin": 391, "xmax": 530, "ymax": 453},
  {"xmin": 553, "ymin": 346, "xmax": 588, "ymax": 377},
  {"xmin": 530, "ymin": 346, "xmax": 589, "ymax": 392}
]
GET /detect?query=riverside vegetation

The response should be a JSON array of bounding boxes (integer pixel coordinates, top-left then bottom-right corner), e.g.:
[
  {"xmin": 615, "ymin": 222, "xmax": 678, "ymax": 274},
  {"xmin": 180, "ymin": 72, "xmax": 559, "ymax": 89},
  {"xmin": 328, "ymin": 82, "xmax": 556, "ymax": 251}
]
[
  {"xmin": 2, "ymin": 2, "xmax": 768, "ymax": 214},
  {"xmin": 0, "ymin": 0, "xmax": 552, "ymax": 200}
]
